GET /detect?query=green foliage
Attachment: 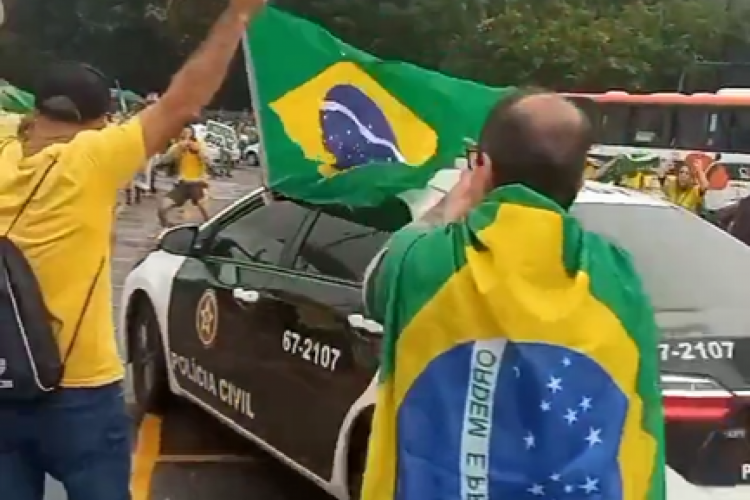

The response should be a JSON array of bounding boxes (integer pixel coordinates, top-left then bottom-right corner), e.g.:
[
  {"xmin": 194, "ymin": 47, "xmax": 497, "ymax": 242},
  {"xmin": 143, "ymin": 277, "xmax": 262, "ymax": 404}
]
[
  {"xmin": 0, "ymin": 0, "xmax": 748, "ymax": 105},
  {"xmin": 442, "ymin": 0, "xmax": 733, "ymax": 90}
]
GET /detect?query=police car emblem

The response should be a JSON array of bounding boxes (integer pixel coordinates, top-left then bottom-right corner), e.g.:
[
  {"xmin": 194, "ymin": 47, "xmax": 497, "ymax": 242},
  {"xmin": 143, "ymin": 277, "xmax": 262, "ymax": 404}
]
[{"xmin": 195, "ymin": 289, "xmax": 219, "ymax": 347}]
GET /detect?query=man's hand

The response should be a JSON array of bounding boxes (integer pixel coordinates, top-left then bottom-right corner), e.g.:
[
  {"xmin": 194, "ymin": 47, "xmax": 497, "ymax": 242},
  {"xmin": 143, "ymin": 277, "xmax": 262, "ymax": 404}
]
[
  {"xmin": 443, "ymin": 169, "xmax": 484, "ymax": 223},
  {"xmin": 186, "ymin": 140, "xmax": 200, "ymax": 154}
]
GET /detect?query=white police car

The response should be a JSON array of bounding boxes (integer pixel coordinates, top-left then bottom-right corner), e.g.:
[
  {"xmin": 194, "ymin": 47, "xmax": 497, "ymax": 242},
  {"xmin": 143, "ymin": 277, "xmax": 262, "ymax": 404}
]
[{"xmin": 120, "ymin": 170, "xmax": 746, "ymax": 498}]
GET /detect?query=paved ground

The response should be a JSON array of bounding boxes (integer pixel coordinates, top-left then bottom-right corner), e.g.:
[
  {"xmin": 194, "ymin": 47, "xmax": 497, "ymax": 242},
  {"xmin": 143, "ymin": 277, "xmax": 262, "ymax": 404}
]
[{"xmin": 42, "ymin": 167, "xmax": 750, "ymax": 500}]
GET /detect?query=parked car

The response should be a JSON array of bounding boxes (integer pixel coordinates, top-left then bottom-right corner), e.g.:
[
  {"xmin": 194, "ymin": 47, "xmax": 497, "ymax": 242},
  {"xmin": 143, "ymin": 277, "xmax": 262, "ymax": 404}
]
[
  {"xmin": 240, "ymin": 138, "xmax": 260, "ymax": 166},
  {"xmin": 121, "ymin": 171, "xmax": 750, "ymax": 498}
]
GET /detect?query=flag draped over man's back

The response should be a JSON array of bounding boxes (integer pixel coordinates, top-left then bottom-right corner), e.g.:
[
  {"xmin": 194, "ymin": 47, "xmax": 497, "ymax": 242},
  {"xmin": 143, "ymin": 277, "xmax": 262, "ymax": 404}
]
[
  {"xmin": 245, "ymin": 7, "xmax": 508, "ymax": 205},
  {"xmin": 363, "ymin": 186, "xmax": 665, "ymax": 500}
]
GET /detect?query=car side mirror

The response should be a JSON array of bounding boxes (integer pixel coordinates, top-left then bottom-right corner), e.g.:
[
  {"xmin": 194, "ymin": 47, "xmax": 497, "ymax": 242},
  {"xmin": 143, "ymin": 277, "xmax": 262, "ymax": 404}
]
[{"xmin": 158, "ymin": 224, "xmax": 199, "ymax": 255}]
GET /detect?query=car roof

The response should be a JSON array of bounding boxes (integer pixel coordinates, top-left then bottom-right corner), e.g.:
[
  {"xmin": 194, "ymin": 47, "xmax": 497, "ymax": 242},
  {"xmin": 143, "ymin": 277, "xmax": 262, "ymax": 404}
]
[
  {"xmin": 425, "ymin": 169, "xmax": 669, "ymax": 206},
  {"xmin": 402, "ymin": 169, "xmax": 671, "ymax": 220},
  {"xmin": 219, "ymin": 169, "xmax": 672, "ymax": 227}
]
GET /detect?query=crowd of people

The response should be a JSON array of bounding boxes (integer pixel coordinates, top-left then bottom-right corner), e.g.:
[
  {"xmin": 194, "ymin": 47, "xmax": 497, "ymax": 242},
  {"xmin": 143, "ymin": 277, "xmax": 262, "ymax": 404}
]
[{"xmin": 585, "ymin": 155, "xmax": 710, "ymax": 214}]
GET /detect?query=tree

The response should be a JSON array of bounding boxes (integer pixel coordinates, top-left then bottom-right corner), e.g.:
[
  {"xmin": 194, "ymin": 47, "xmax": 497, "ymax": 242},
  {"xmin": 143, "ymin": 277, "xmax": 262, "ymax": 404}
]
[
  {"xmin": 1, "ymin": 0, "xmax": 749, "ymax": 106},
  {"xmin": 441, "ymin": 0, "xmax": 733, "ymax": 91}
]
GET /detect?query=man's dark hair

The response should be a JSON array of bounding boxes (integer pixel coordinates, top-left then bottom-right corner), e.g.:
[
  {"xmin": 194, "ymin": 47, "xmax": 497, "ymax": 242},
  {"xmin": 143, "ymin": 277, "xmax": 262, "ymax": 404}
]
[
  {"xmin": 478, "ymin": 87, "xmax": 593, "ymax": 209},
  {"xmin": 34, "ymin": 62, "xmax": 111, "ymax": 123}
]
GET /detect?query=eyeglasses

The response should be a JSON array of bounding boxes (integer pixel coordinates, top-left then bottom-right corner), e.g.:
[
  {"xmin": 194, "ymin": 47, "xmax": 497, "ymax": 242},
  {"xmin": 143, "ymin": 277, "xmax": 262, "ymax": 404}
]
[{"xmin": 465, "ymin": 145, "xmax": 479, "ymax": 171}]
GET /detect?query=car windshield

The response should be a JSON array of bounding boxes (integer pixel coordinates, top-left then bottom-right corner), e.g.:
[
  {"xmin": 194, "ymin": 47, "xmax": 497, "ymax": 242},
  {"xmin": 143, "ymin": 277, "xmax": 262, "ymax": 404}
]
[{"xmin": 572, "ymin": 203, "xmax": 750, "ymax": 315}]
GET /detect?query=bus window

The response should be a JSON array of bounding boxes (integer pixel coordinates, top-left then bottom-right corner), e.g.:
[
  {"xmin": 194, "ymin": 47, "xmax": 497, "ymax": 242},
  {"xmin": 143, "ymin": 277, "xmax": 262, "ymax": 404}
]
[
  {"xmin": 725, "ymin": 107, "xmax": 750, "ymax": 153},
  {"xmin": 628, "ymin": 105, "xmax": 670, "ymax": 147},
  {"xmin": 673, "ymin": 105, "xmax": 712, "ymax": 151},
  {"xmin": 599, "ymin": 103, "xmax": 629, "ymax": 145}
]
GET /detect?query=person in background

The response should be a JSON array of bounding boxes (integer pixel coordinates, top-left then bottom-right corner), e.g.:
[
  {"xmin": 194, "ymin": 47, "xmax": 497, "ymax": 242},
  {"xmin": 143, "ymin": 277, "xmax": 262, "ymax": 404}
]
[
  {"xmin": 360, "ymin": 90, "xmax": 664, "ymax": 500},
  {"xmin": 157, "ymin": 125, "xmax": 211, "ymax": 227},
  {"xmin": 0, "ymin": 0, "xmax": 266, "ymax": 499},
  {"xmin": 658, "ymin": 162, "xmax": 709, "ymax": 213}
]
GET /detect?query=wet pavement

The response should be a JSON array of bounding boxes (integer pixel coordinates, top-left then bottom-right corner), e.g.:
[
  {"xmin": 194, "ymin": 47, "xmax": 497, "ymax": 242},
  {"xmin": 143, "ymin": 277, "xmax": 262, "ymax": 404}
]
[{"xmin": 135, "ymin": 401, "xmax": 329, "ymax": 500}]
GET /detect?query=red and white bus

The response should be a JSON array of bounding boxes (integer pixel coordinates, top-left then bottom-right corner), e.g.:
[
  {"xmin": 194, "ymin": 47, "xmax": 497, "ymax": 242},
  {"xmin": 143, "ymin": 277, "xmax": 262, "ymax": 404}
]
[{"xmin": 566, "ymin": 90, "xmax": 750, "ymax": 210}]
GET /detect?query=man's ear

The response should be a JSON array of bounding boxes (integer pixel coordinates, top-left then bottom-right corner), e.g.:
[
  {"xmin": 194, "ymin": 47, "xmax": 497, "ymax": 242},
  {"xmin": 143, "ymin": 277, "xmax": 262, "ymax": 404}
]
[{"xmin": 474, "ymin": 152, "xmax": 494, "ymax": 191}]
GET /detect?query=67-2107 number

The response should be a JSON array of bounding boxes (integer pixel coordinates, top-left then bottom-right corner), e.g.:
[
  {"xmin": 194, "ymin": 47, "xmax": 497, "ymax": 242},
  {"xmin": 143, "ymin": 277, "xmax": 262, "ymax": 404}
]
[{"xmin": 282, "ymin": 330, "xmax": 341, "ymax": 371}]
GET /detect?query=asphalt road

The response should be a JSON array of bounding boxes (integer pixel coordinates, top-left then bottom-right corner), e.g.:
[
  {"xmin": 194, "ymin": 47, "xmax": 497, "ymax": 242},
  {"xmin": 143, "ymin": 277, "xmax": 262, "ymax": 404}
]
[{"xmin": 41, "ymin": 168, "xmax": 750, "ymax": 500}]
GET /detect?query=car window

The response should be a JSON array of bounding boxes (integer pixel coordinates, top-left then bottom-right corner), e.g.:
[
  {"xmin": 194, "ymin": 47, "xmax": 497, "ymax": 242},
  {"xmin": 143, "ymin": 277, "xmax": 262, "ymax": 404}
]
[
  {"xmin": 295, "ymin": 211, "xmax": 391, "ymax": 282},
  {"xmin": 207, "ymin": 200, "xmax": 310, "ymax": 266},
  {"xmin": 572, "ymin": 203, "xmax": 750, "ymax": 314}
]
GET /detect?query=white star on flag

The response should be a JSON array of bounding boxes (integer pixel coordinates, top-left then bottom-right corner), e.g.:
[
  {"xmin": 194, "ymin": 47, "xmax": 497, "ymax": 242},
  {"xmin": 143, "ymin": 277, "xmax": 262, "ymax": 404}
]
[
  {"xmin": 547, "ymin": 376, "xmax": 563, "ymax": 393},
  {"xmin": 523, "ymin": 432, "xmax": 536, "ymax": 449},
  {"xmin": 585, "ymin": 427, "xmax": 603, "ymax": 447},
  {"xmin": 563, "ymin": 408, "xmax": 578, "ymax": 425},
  {"xmin": 528, "ymin": 484, "xmax": 544, "ymax": 496},
  {"xmin": 579, "ymin": 396, "xmax": 593, "ymax": 412}
]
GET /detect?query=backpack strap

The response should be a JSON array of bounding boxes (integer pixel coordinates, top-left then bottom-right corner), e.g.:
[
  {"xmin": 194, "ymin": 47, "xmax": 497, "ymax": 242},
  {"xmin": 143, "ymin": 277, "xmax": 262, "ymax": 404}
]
[
  {"xmin": 4, "ymin": 158, "xmax": 59, "ymax": 237},
  {"xmin": 61, "ymin": 257, "xmax": 106, "ymax": 366}
]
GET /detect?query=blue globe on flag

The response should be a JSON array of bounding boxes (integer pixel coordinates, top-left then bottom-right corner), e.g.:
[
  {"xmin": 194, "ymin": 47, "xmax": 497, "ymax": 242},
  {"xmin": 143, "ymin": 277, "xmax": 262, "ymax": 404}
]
[
  {"xmin": 320, "ymin": 84, "xmax": 405, "ymax": 170},
  {"xmin": 395, "ymin": 340, "xmax": 628, "ymax": 500}
]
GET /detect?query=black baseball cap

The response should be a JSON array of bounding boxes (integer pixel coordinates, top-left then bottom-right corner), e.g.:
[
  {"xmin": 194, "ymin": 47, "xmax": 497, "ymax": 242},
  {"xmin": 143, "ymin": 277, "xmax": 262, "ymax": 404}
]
[{"xmin": 34, "ymin": 61, "xmax": 111, "ymax": 123}]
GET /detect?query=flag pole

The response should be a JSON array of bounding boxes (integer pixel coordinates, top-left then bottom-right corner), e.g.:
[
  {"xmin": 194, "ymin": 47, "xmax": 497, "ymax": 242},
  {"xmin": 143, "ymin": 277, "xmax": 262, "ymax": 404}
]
[{"xmin": 241, "ymin": 29, "xmax": 272, "ymax": 194}]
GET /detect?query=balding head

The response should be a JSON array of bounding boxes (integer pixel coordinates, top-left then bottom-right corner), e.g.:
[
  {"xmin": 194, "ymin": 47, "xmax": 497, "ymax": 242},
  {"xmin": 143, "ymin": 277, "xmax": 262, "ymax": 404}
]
[{"xmin": 477, "ymin": 88, "xmax": 592, "ymax": 208}]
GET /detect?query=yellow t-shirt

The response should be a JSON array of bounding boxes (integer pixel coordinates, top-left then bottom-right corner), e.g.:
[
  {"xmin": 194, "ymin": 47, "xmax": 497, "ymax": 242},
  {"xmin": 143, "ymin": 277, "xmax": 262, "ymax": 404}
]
[
  {"xmin": 619, "ymin": 172, "xmax": 645, "ymax": 190},
  {"xmin": 583, "ymin": 163, "xmax": 598, "ymax": 180},
  {"xmin": 0, "ymin": 120, "xmax": 146, "ymax": 387},
  {"xmin": 175, "ymin": 141, "xmax": 207, "ymax": 181},
  {"xmin": 663, "ymin": 178, "xmax": 703, "ymax": 212}
]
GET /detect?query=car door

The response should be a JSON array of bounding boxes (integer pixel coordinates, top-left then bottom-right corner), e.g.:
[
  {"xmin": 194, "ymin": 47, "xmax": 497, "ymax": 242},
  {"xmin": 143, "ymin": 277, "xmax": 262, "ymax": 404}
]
[
  {"xmin": 259, "ymin": 208, "xmax": 391, "ymax": 479},
  {"xmin": 166, "ymin": 193, "xmax": 315, "ymax": 448}
]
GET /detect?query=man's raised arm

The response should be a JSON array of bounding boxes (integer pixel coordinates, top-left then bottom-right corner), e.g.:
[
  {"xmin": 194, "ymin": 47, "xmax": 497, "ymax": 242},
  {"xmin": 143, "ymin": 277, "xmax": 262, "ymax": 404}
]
[{"xmin": 90, "ymin": 0, "xmax": 266, "ymax": 192}]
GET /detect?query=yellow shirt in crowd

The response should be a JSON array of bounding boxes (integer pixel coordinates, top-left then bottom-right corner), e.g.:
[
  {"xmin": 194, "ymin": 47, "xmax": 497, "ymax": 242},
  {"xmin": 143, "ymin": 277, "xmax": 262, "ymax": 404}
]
[
  {"xmin": 663, "ymin": 178, "xmax": 703, "ymax": 212},
  {"xmin": 168, "ymin": 140, "xmax": 207, "ymax": 181},
  {"xmin": 619, "ymin": 172, "xmax": 646, "ymax": 190},
  {"xmin": 0, "ymin": 120, "xmax": 146, "ymax": 386}
]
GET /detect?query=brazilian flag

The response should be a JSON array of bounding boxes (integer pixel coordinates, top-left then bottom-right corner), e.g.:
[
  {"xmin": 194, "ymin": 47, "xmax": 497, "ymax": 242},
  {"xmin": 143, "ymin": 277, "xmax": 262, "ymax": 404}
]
[
  {"xmin": 246, "ymin": 7, "xmax": 511, "ymax": 205},
  {"xmin": 363, "ymin": 186, "xmax": 665, "ymax": 500}
]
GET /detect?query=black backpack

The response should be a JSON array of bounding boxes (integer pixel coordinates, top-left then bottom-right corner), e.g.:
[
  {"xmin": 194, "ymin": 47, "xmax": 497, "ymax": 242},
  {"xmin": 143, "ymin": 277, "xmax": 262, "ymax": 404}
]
[{"xmin": 0, "ymin": 157, "xmax": 104, "ymax": 401}]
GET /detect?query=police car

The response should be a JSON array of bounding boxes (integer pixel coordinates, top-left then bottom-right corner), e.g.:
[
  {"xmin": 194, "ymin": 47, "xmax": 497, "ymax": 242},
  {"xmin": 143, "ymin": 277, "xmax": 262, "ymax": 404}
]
[{"xmin": 120, "ymin": 170, "xmax": 750, "ymax": 497}]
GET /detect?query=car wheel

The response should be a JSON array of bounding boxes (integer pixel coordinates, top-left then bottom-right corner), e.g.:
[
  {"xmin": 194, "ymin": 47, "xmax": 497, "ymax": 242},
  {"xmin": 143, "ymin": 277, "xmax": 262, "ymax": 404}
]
[
  {"xmin": 131, "ymin": 300, "xmax": 169, "ymax": 417},
  {"xmin": 247, "ymin": 151, "xmax": 259, "ymax": 166}
]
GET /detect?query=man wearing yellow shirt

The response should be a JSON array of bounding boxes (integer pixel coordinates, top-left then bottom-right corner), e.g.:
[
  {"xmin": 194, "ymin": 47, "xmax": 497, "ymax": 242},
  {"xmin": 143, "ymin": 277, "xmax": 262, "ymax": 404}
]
[
  {"xmin": 0, "ymin": 0, "xmax": 266, "ymax": 498},
  {"xmin": 157, "ymin": 125, "xmax": 211, "ymax": 227},
  {"xmin": 658, "ymin": 163, "xmax": 710, "ymax": 213}
]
